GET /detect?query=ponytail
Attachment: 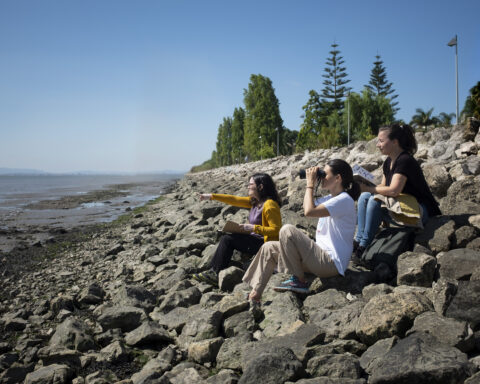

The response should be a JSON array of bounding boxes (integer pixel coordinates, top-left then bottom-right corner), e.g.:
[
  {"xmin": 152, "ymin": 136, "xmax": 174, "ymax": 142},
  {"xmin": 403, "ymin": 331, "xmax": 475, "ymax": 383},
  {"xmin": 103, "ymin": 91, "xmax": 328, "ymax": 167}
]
[{"xmin": 326, "ymin": 159, "xmax": 361, "ymax": 201}]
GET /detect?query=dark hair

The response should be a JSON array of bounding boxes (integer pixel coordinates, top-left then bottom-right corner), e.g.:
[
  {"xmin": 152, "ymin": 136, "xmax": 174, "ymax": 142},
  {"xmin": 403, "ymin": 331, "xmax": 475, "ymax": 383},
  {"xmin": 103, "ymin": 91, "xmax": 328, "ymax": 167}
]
[
  {"xmin": 250, "ymin": 173, "xmax": 282, "ymax": 207},
  {"xmin": 326, "ymin": 159, "xmax": 360, "ymax": 201},
  {"xmin": 379, "ymin": 124, "xmax": 417, "ymax": 155}
]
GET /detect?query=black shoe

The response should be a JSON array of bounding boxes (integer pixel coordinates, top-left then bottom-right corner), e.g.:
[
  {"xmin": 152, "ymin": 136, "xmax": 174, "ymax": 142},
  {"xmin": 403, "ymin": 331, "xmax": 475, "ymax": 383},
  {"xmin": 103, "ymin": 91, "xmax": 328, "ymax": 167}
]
[{"xmin": 351, "ymin": 246, "xmax": 368, "ymax": 268}]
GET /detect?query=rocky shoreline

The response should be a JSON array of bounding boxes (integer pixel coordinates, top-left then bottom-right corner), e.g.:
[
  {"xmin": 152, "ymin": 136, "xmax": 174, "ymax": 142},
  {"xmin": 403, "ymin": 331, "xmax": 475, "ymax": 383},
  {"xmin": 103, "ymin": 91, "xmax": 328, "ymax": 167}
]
[{"xmin": 1, "ymin": 121, "xmax": 480, "ymax": 383}]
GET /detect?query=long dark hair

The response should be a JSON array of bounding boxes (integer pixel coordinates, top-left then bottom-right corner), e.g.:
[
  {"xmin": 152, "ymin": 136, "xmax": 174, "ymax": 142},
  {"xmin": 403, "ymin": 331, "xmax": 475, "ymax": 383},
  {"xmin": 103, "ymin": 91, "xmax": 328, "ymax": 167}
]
[
  {"xmin": 250, "ymin": 173, "xmax": 282, "ymax": 207},
  {"xmin": 379, "ymin": 124, "xmax": 417, "ymax": 155},
  {"xmin": 327, "ymin": 159, "xmax": 360, "ymax": 201}
]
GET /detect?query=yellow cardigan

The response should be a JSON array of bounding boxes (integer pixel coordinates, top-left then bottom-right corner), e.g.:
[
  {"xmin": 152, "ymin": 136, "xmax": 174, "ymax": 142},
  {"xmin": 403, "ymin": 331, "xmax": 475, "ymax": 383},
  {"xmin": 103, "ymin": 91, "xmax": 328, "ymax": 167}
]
[{"xmin": 211, "ymin": 194, "xmax": 282, "ymax": 242}]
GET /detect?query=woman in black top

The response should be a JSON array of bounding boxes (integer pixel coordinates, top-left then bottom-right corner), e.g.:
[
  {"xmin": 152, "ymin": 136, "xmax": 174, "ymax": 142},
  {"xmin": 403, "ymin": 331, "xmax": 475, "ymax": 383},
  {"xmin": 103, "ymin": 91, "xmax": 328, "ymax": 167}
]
[{"xmin": 354, "ymin": 124, "xmax": 441, "ymax": 255}]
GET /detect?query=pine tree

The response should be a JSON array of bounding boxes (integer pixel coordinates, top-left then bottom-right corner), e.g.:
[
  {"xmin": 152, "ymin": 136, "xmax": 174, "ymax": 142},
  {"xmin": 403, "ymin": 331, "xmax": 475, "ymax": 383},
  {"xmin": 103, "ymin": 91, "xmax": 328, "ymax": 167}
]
[
  {"xmin": 243, "ymin": 74, "xmax": 284, "ymax": 161},
  {"xmin": 366, "ymin": 55, "xmax": 399, "ymax": 113},
  {"xmin": 321, "ymin": 42, "xmax": 351, "ymax": 113}
]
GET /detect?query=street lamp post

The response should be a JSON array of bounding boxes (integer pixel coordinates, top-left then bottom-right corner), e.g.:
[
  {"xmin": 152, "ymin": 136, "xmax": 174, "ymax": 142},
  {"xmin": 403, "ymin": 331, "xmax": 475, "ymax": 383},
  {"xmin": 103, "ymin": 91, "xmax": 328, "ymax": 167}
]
[
  {"xmin": 259, "ymin": 135, "xmax": 262, "ymax": 160},
  {"xmin": 276, "ymin": 127, "xmax": 279, "ymax": 157},
  {"xmin": 447, "ymin": 35, "xmax": 459, "ymax": 124},
  {"xmin": 347, "ymin": 92, "xmax": 351, "ymax": 146}
]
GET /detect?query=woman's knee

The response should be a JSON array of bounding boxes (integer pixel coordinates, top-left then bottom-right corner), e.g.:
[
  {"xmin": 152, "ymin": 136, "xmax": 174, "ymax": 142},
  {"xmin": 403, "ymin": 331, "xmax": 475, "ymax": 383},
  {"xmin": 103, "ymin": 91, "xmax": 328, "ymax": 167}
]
[
  {"xmin": 358, "ymin": 192, "xmax": 371, "ymax": 204},
  {"xmin": 279, "ymin": 224, "xmax": 297, "ymax": 241}
]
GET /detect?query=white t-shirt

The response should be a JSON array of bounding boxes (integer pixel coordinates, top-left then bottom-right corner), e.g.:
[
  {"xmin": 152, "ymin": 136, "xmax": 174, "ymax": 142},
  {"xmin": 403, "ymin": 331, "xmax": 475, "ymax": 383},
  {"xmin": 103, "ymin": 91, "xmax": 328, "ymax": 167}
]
[{"xmin": 314, "ymin": 192, "xmax": 356, "ymax": 276}]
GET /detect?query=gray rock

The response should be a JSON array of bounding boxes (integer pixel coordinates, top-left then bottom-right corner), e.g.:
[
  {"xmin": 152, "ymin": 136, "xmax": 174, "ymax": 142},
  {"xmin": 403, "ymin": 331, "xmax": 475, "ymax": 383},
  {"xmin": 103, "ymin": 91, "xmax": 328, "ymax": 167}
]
[
  {"xmin": 218, "ymin": 266, "xmax": 244, "ymax": 292},
  {"xmin": 242, "ymin": 323, "xmax": 326, "ymax": 364},
  {"xmin": 177, "ymin": 308, "xmax": 223, "ymax": 348},
  {"xmin": 361, "ymin": 284, "xmax": 393, "ymax": 302},
  {"xmin": 259, "ymin": 291, "xmax": 304, "ymax": 337},
  {"xmin": 161, "ymin": 361, "xmax": 209, "ymax": 383},
  {"xmin": 37, "ymin": 347, "xmax": 82, "ymax": 368},
  {"xmin": 85, "ymin": 370, "xmax": 118, "ymax": 384},
  {"xmin": 465, "ymin": 372, "xmax": 480, "ymax": 384},
  {"xmin": 97, "ymin": 306, "xmax": 145, "ymax": 332},
  {"xmin": 114, "ymin": 285, "xmax": 157, "ymax": 312},
  {"xmin": 431, "ymin": 279, "xmax": 458, "ymax": 315},
  {"xmin": 198, "ymin": 244, "xmax": 217, "ymax": 269},
  {"xmin": 124, "ymin": 321, "xmax": 173, "ymax": 347},
  {"xmin": 50, "ymin": 295, "xmax": 75, "ymax": 314},
  {"xmin": 309, "ymin": 301, "xmax": 365, "ymax": 342},
  {"xmin": 368, "ymin": 332, "xmax": 475, "ymax": 384},
  {"xmin": 445, "ymin": 280, "xmax": 480, "ymax": 328},
  {"xmin": 24, "ymin": 364, "xmax": 74, "ymax": 384},
  {"xmin": 150, "ymin": 306, "xmax": 190, "ymax": 332},
  {"xmin": 238, "ymin": 346, "xmax": 305, "ymax": 384},
  {"xmin": 3, "ymin": 317, "xmax": 28, "ymax": 331},
  {"xmin": 356, "ymin": 291, "xmax": 433, "ymax": 345},
  {"xmin": 223, "ymin": 311, "xmax": 256, "ymax": 337},
  {"xmin": 396, "ymin": 251, "xmax": 436, "ymax": 287},
  {"xmin": 0, "ymin": 352, "xmax": 18, "ymax": 370},
  {"xmin": 131, "ymin": 345, "xmax": 180, "ymax": 384},
  {"xmin": 422, "ymin": 163, "xmax": 452, "ymax": 197},
  {"xmin": 406, "ymin": 311, "xmax": 475, "ymax": 352},
  {"xmin": 454, "ymin": 226, "xmax": 478, "ymax": 248},
  {"xmin": 467, "ymin": 238, "xmax": 480, "ymax": 251},
  {"xmin": 305, "ymin": 339, "xmax": 367, "ymax": 359},
  {"xmin": 99, "ymin": 341, "xmax": 130, "ymax": 363},
  {"xmin": 0, "ymin": 364, "xmax": 35, "ymax": 384},
  {"xmin": 306, "ymin": 353, "xmax": 361, "ymax": 379},
  {"xmin": 217, "ymin": 334, "xmax": 253, "ymax": 370},
  {"xmin": 49, "ymin": 317, "xmax": 95, "ymax": 352},
  {"xmin": 214, "ymin": 292, "xmax": 248, "ymax": 318},
  {"xmin": 359, "ymin": 336, "xmax": 398, "ymax": 374},
  {"xmin": 106, "ymin": 243, "xmax": 124, "ymax": 256},
  {"xmin": 286, "ymin": 379, "xmax": 366, "ymax": 384},
  {"xmin": 441, "ymin": 178, "xmax": 480, "ymax": 217},
  {"xmin": 205, "ymin": 369, "xmax": 239, "ymax": 384},
  {"xmin": 437, "ymin": 248, "xmax": 480, "ymax": 281},
  {"xmin": 158, "ymin": 286, "xmax": 202, "ymax": 313},
  {"xmin": 187, "ymin": 336, "xmax": 224, "ymax": 364},
  {"xmin": 303, "ymin": 289, "xmax": 349, "ymax": 312},
  {"xmin": 77, "ymin": 282, "xmax": 105, "ymax": 305}
]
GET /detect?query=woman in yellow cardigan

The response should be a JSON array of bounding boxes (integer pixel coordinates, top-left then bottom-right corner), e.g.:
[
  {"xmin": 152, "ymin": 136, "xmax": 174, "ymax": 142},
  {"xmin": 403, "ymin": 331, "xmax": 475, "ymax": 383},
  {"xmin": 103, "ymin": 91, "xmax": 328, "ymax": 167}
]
[{"xmin": 193, "ymin": 173, "xmax": 282, "ymax": 286}]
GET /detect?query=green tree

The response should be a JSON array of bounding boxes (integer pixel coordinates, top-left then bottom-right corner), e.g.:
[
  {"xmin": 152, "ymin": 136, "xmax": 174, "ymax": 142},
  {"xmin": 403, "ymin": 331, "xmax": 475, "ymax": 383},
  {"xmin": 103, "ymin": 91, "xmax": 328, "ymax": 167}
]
[
  {"xmin": 436, "ymin": 112, "xmax": 456, "ymax": 127},
  {"xmin": 462, "ymin": 81, "xmax": 480, "ymax": 120},
  {"xmin": 215, "ymin": 117, "xmax": 233, "ymax": 166},
  {"xmin": 282, "ymin": 128, "xmax": 298, "ymax": 155},
  {"xmin": 231, "ymin": 107, "xmax": 245, "ymax": 163},
  {"xmin": 321, "ymin": 42, "xmax": 351, "ymax": 113},
  {"xmin": 365, "ymin": 54, "xmax": 399, "ymax": 113},
  {"xmin": 297, "ymin": 90, "xmax": 325, "ymax": 151},
  {"xmin": 243, "ymin": 74, "xmax": 284, "ymax": 161},
  {"xmin": 410, "ymin": 108, "xmax": 438, "ymax": 131},
  {"xmin": 342, "ymin": 88, "xmax": 395, "ymax": 141}
]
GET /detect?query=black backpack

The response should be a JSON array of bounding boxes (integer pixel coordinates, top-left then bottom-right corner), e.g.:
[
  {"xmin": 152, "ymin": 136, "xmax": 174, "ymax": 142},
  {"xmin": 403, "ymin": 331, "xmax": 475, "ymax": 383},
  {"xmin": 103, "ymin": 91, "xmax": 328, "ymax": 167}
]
[{"xmin": 361, "ymin": 227, "xmax": 416, "ymax": 271}]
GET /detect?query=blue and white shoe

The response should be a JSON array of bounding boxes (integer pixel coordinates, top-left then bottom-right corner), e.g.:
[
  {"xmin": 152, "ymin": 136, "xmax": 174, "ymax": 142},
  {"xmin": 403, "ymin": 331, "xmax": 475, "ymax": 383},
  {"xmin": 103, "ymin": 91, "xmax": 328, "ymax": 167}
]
[{"xmin": 274, "ymin": 276, "xmax": 310, "ymax": 294}]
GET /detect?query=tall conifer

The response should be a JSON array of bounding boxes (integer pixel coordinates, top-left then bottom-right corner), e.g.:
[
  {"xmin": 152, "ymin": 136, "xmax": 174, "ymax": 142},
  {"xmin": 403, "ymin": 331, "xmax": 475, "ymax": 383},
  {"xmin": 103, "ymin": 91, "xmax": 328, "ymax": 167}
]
[
  {"xmin": 321, "ymin": 42, "xmax": 351, "ymax": 113},
  {"xmin": 366, "ymin": 55, "xmax": 399, "ymax": 113}
]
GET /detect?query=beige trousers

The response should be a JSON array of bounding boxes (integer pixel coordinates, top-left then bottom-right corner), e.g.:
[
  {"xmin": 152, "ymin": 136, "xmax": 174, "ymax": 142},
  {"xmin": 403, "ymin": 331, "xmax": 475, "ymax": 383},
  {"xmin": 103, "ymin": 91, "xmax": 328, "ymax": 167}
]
[{"xmin": 242, "ymin": 224, "xmax": 339, "ymax": 296}]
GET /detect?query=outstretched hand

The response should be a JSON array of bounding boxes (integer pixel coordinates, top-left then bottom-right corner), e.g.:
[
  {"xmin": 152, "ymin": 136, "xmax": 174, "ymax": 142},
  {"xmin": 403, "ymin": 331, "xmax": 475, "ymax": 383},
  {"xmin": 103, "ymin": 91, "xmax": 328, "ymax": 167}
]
[
  {"xmin": 199, "ymin": 193, "xmax": 212, "ymax": 201},
  {"xmin": 240, "ymin": 224, "xmax": 254, "ymax": 232}
]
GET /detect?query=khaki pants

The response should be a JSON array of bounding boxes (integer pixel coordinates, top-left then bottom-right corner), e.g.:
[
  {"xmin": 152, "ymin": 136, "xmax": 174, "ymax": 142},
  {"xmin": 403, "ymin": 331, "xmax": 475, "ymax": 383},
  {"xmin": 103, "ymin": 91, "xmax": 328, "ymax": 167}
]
[{"xmin": 243, "ymin": 224, "xmax": 339, "ymax": 296}]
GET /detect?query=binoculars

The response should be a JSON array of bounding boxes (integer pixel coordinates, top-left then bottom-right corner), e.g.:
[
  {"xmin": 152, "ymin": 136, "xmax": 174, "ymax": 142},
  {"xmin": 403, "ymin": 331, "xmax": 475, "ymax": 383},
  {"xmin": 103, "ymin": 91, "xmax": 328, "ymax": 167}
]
[{"xmin": 298, "ymin": 168, "xmax": 326, "ymax": 179}]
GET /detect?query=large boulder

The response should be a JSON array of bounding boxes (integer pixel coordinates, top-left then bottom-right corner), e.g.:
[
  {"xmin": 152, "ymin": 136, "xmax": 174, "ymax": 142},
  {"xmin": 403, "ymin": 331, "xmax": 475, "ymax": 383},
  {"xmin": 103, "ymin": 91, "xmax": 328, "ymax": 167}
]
[
  {"xmin": 437, "ymin": 248, "xmax": 480, "ymax": 281},
  {"xmin": 406, "ymin": 311, "xmax": 475, "ymax": 352},
  {"xmin": 396, "ymin": 252, "xmax": 436, "ymax": 287},
  {"xmin": 24, "ymin": 364, "xmax": 74, "ymax": 384},
  {"xmin": 368, "ymin": 332, "xmax": 475, "ymax": 384},
  {"xmin": 49, "ymin": 317, "xmax": 95, "ymax": 352},
  {"xmin": 97, "ymin": 306, "xmax": 145, "ymax": 332},
  {"xmin": 356, "ymin": 291, "xmax": 433, "ymax": 345},
  {"xmin": 445, "ymin": 280, "xmax": 480, "ymax": 328},
  {"xmin": 238, "ymin": 346, "xmax": 305, "ymax": 384}
]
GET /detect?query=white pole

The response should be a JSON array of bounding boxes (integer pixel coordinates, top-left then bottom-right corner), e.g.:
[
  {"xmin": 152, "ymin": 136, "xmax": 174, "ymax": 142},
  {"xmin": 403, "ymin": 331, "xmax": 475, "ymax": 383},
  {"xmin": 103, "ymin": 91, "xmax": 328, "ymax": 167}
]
[
  {"xmin": 347, "ymin": 92, "xmax": 351, "ymax": 145},
  {"xmin": 455, "ymin": 35, "xmax": 459, "ymax": 124},
  {"xmin": 276, "ymin": 127, "xmax": 279, "ymax": 157}
]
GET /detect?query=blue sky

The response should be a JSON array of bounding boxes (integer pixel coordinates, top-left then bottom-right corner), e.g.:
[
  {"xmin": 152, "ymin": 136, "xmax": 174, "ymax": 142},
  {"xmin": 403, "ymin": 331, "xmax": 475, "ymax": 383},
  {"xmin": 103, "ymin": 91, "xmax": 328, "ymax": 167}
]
[{"xmin": 1, "ymin": 0, "xmax": 479, "ymax": 173}]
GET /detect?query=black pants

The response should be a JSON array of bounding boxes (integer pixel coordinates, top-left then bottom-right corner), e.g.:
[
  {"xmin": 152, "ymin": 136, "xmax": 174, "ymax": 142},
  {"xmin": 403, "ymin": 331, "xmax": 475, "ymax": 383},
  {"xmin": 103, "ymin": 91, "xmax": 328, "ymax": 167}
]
[{"xmin": 210, "ymin": 233, "xmax": 264, "ymax": 273}]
